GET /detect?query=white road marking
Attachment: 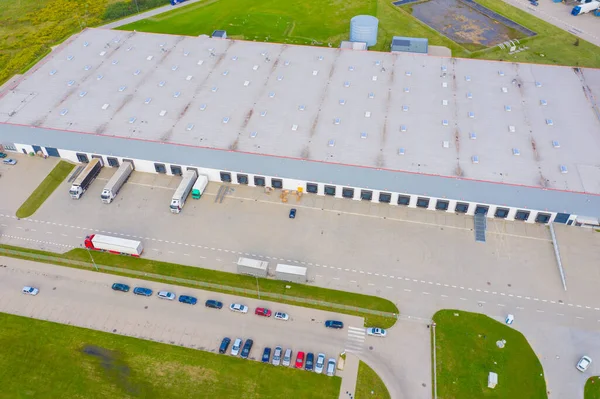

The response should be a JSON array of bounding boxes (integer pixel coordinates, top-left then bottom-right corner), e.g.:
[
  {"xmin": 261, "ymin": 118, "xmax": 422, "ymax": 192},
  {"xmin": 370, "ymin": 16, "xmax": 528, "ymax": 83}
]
[
  {"xmin": 459, "ymin": 297, "xmax": 467, "ymax": 301},
  {"xmin": 497, "ymin": 304, "xmax": 505, "ymax": 307},
  {"xmin": 576, "ymin": 316, "xmax": 584, "ymax": 320},
  {"xmin": 422, "ymin": 292, "xmax": 430, "ymax": 295},
  {"xmin": 441, "ymin": 294, "xmax": 448, "ymax": 298},
  {"xmin": 404, "ymin": 289, "xmax": 411, "ymax": 292},
  {"xmin": 386, "ymin": 286, "xmax": 393, "ymax": 289},
  {"xmin": 517, "ymin": 306, "xmax": 525, "ymax": 310},
  {"xmin": 536, "ymin": 310, "xmax": 544, "ymax": 313},
  {"xmin": 332, "ymin": 277, "xmax": 340, "ymax": 280}
]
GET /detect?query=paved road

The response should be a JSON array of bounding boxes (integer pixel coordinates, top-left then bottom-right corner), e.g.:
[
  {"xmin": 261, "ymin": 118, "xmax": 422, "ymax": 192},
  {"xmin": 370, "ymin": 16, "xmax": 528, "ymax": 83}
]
[
  {"xmin": 2, "ymin": 155, "xmax": 600, "ymax": 398},
  {"xmin": 101, "ymin": 0, "xmax": 204, "ymax": 30}
]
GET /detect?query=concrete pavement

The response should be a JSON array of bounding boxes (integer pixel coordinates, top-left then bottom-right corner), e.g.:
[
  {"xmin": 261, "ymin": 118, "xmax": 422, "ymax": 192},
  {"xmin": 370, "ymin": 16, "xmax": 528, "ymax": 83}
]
[{"xmin": 101, "ymin": 0, "xmax": 204, "ymax": 30}]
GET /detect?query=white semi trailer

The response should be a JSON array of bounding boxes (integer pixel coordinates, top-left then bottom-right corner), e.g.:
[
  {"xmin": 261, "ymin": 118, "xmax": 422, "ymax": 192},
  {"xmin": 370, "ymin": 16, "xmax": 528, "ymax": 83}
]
[
  {"xmin": 572, "ymin": 1, "xmax": 600, "ymax": 15},
  {"xmin": 84, "ymin": 234, "xmax": 144, "ymax": 256},
  {"xmin": 101, "ymin": 161, "xmax": 133, "ymax": 204},
  {"xmin": 170, "ymin": 169, "xmax": 198, "ymax": 214}
]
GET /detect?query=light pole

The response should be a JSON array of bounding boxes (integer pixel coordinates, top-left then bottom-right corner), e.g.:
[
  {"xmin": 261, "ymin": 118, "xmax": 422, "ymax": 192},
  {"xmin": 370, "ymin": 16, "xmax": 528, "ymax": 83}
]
[{"xmin": 82, "ymin": 244, "xmax": 98, "ymax": 272}]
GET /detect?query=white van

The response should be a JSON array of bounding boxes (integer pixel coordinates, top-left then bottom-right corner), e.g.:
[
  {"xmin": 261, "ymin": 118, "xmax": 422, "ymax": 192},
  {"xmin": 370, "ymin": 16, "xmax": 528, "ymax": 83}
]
[{"xmin": 282, "ymin": 348, "xmax": 292, "ymax": 367}]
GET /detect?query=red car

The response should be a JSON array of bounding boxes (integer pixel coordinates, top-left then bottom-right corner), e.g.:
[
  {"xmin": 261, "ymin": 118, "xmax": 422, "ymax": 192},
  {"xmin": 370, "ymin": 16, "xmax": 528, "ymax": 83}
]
[
  {"xmin": 255, "ymin": 307, "xmax": 272, "ymax": 317},
  {"xmin": 295, "ymin": 351, "xmax": 305, "ymax": 369}
]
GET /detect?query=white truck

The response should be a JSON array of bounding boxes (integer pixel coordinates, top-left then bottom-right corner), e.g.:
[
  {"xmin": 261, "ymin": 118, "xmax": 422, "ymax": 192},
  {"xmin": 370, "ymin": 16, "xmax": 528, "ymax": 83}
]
[
  {"xmin": 237, "ymin": 257, "xmax": 269, "ymax": 277},
  {"xmin": 572, "ymin": 1, "xmax": 600, "ymax": 15},
  {"xmin": 101, "ymin": 161, "xmax": 133, "ymax": 204},
  {"xmin": 170, "ymin": 169, "xmax": 197, "ymax": 214},
  {"xmin": 275, "ymin": 264, "xmax": 308, "ymax": 283},
  {"xmin": 84, "ymin": 234, "xmax": 143, "ymax": 256},
  {"xmin": 69, "ymin": 158, "xmax": 103, "ymax": 199},
  {"xmin": 191, "ymin": 174, "xmax": 209, "ymax": 199}
]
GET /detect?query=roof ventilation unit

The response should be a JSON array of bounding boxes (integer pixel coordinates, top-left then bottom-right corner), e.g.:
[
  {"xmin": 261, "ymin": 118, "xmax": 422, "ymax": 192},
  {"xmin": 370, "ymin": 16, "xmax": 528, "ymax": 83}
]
[
  {"xmin": 552, "ymin": 140, "xmax": 560, "ymax": 148},
  {"xmin": 560, "ymin": 165, "xmax": 568, "ymax": 174},
  {"xmin": 512, "ymin": 148, "xmax": 520, "ymax": 156}
]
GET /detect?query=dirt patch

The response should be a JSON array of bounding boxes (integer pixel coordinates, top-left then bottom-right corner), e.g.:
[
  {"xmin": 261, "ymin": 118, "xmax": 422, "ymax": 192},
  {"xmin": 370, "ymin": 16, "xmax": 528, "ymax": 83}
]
[{"xmin": 81, "ymin": 345, "xmax": 143, "ymax": 396}]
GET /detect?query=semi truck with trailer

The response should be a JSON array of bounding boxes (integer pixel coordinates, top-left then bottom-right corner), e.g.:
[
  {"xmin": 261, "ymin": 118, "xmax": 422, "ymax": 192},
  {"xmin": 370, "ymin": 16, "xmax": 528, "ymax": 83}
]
[
  {"xmin": 191, "ymin": 174, "xmax": 209, "ymax": 199},
  {"xmin": 84, "ymin": 234, "xmax": 144, "ymax": 256},
  {"xmin": 572, "ymin": 1, "xmax": 599, "ymax": 15},
  {"xmin": 236, "ymin": 257, "xmax": 269, "ymax": 277},
  {"xmin": 170, "ymin": 169, "xmax": 197, "ymax": 213},
  {"xmin": 101, "ymin": 161, "xmax": 133, "ymax": 204},
  {"xmin": 275, "ymin": 264, "xmax": 308, "ymax": 283},
  {"xmin": 69, "ymin": 158, "xmax": 103, "ymax": 199}
]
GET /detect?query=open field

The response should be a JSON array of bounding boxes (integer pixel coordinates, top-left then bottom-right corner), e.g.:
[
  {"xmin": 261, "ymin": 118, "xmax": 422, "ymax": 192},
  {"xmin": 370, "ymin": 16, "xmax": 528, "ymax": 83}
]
[
  {"xmin": 355, "ymin": 361, "xmax": 391, "ymax": 399},
  {"xmin": 16, "ymin": 160, "xmax": 74, "ymax": 218},
  {"xmin": 586, "ymin": 377, "xmax": 600, "ymax": 399},
  {"xmin": 0, "ymin": 244, "xmax": 399, "ymax": 328},
  {"xmin": 433, "ymin": 309, "xmax": 547, "ymax": 399},
  {"xmin": 0, "ymin": 312, "xmax": 340, "ymax": 398},
  {"xmin": 119, "ymin": 0, "xmax": 600, "ymax": 68}
]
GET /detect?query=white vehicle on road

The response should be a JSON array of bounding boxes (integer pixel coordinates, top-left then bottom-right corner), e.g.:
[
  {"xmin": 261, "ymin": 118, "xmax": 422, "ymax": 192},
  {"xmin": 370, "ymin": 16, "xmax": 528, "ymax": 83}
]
[
  {"xmin": 577, "ymin": 356, "xmax": 592, "ymax": 372},
  {"xmin": 315, "ymin": 353, "xmax": 326, "ymax": 374},
  {"xmin": 229, "ymin": 303, "xmax": 248, "ymax": 313},
  {"xmin": 157, "ymin": 291, "xmax": 176, "ymax": 300},
  {"xmin": 367, "ymin": 327, "xmax": 387, "ymax": 337},
  {"xmin": 231, "ymin": 338, "xmax": 242, "ymax": 356},
  {"xmin": 274, "ymin": 312, "xmax": 289, "ymax": 321},
  {"xmin": 22, "ymin": 286, "xmax": 39, "ymax": 296}
]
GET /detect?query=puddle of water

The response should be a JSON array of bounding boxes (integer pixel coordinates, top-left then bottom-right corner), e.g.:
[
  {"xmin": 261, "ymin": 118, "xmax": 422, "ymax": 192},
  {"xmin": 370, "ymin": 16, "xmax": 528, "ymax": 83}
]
[
  {"xmin": 82, "ymin": 345, "xmax": 143, "ymax": 395},
  {"xmin": 410, "ymin": 0, "xmax": 530, "ymax": 49}
]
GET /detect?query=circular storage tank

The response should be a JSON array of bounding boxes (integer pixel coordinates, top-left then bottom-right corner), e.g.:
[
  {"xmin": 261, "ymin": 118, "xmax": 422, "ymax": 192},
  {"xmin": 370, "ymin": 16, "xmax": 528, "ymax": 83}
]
[{"xmin": 349, "ymin": 15, "xmax": 379, "ymax": 47}]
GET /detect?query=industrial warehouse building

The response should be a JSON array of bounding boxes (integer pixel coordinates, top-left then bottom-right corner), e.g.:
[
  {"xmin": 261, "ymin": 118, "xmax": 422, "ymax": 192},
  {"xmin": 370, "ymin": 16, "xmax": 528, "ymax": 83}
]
[{"xmin": 1, "ymin": 28, "xmax": 600, "ymax": 227}]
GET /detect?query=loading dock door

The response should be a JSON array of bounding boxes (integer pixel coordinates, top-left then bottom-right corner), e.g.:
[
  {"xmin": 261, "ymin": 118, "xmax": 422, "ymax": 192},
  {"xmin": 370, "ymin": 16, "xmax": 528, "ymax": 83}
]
[
  {"xmin": 554, "ymin": 213, "xmax": 570, "ymax": 224},
  {"xmin": 45, "ymin": 147, "xmax": 60, "ymax": 157},
  {"xmin": 32, "ymin": 145, "xmax": 42, "ymax": 154}
]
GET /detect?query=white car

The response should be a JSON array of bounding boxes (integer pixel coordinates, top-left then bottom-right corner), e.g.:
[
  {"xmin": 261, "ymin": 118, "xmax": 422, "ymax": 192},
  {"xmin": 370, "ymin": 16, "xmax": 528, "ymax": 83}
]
[
  {"xmin": 157, "ymin": 291, "xmax": 176, "ymax": 300},
  {"xmin": 315, "ymin": 353, "xmax": 326, "ymax": 374},
  {"xmin": 326, "ymin": 358, "xmax": 337, "ymax": 376},
  {"xmin": 229, "ymin": 303, "xmax": 248, "ymax": 313},
  {"xmin": 231, "ymin": 338, "xmax": 242, "ymax": 356},
  {"xmin": 577, "ymin": 356, "xmax": 592, "ymax": 372},
  {"xmin": 367, "ymin": 327, "xmax": 387, "ymax": 337},
  {"xmin": 282, "ymin": 348, "xmax": 292, "ymax": 367},
  {"xmin": 272, "ymin": 346, "xmax": 282, "ymax": 366},
  {"xmin": 22, "ymin": 286, "xmax": 39, "ymax": 296},
  {"xmin": 274, "ymin": 312, "xmax": 289, "ymax": 321},
  {"xmin": 3, "ymin": 159, "xmax": 17, "ymax": 165}
]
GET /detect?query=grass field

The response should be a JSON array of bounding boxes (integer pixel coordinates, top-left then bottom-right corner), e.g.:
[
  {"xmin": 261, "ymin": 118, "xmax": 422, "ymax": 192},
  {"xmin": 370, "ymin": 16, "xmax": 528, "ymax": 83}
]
[
  {"xmin": 119, "ymin": 0, "xmax": 600, "ymax": 68},
  {"xmin": 355, "ymin": 361, "xmax": 391, "ymax": 399},
  {"xmin": 586, "ymin": 377, "xmax": 600, "ymax": 399},
  {"xmin": 0, "ymin": 244, "xmax": 399, "ymax": 328},
  {"xmin": 433, "ymin": 309, "xmax": 547, "ymax": 399},
  {"xmin": 16, "ymin": 160, "xmax": 74, "ymax": 218},
  {"xmin": 0, "ymin": 312, "xmax": 340, "ymax": 399}
]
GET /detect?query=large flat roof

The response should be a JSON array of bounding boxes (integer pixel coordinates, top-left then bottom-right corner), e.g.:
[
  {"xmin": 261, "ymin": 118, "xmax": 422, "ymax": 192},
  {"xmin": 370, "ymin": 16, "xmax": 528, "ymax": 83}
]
[{"xmin": 1, "ymin": 28, "xmax": 600, "ymax": 198}]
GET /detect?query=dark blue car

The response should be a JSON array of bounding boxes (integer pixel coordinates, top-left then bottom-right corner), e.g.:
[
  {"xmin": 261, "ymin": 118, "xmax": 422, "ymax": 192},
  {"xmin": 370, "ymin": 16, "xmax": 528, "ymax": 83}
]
[
  {"xmin": 111, "ymin": 283, "xmax": 130, "ymax": 292},
  {"xmin": 219, "ymin": 337, "xmax": 231, "ymax": 354},
  {"xmin": 205, "ymin": 299, "xmax": 223, "ymax": 309},
  {"xmin": 262, "ymin": 347, "xmax": 271, "ymax": 363},
  {"xmin": 178, "ymin": 295, "xmax": 197, "ymax": 305},
  {"xmin": 324, "ymin": 320, "xmax": 344, "ymax": 329},
  {"xmin": 241, "ymin": 339, "xmax": 253, "ymax": 359},
  {"xmin": 305, "ymin": 352, "xmax": 314, "ymax": 371},
  {"xmin": 289, "ymin": 208, "xmax": 297, "ymax": 219},
  {"xmin": 133, "ymin": 287, "xmax": 153, "ymax": 296}
]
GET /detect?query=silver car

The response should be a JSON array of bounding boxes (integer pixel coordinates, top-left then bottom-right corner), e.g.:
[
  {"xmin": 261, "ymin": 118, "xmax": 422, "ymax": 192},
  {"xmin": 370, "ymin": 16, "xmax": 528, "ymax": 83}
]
[
  {"xmin": 157, "ymin": 291, "xmax": 176, "ymax": 300},
  {"xmin": 231, "ymin": 338, "xmax": 242, "ymax": 356},
  {"xmin": 272, "ymin": 346, "xmax": 282, "ymax": 366},
  {"xmin": 315, "ymin": 353, "xmax": 326, "ymax": 374},
  {"xmin": 282, "ymin": 348, "xmax": 292, "ymax": 367},
  {"xmin": 326, "ymin": 358, "xmax": 336, "ymax": 376}
]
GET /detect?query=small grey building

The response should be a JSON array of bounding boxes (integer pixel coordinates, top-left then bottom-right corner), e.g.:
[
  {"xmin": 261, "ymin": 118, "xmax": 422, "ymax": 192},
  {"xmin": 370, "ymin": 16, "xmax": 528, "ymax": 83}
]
[
  {"xmin": 211, "ymin": 30, "xmax": 227, "ymax": 39},
  {"xmin": 391, "ymin": 36, "xmax": 428, "ymax": 54}
]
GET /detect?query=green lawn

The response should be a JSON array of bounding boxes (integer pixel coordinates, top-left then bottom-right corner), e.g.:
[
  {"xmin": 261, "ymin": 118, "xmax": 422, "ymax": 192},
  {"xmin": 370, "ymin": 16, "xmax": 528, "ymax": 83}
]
[
  {"xmin": 0, "ymin": 244, "xmax": 399, "ymax": 328},
  {"xmin": 0, "ymin": 312, "xmax": 340, "ymax": 399},
  {"xmin": 586, "ymin": 377, "xmax": 600, "ymax": 399},
  {"xmin": 433, "ymin": 309, "xmax": 547, "ymax": 399},
  {"xmin": 355, "ymin": 361, "xmax": 391, "ymax": 399},
  {"xmin": 16, "ymin": 160, "xmax": 75, "ymax": 218}
]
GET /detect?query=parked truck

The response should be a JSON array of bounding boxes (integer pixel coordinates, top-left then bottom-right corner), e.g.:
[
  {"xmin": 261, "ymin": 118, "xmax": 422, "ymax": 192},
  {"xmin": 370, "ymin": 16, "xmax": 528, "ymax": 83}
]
[
  {"xmin": 170, "ymin": 169, "xmax": 197, "ymax": 213},
  {"xmin": 275, "ymin": 264, "xmax": 307, "ymax": 283},
  {"xmin": 84, "ymin": 234, "xmax": 143, "ymax": 256},
  {"xmin": 69, "ymin": 158, "xmax": 103, "ymax": 199},
  {"xmin": 101, "ymin": 161, "xmax": 133, "ymax": 204},
  {"xmin": 191, "ymin": 174, "xmax": 209, "ymax": 199},
  {"xmin": 572, "ymin": 1, "xmax": 599, "ymax": 15},
  {"xmin": 237, "ymin": 257, "xmax": 269, "ymax": 277}
]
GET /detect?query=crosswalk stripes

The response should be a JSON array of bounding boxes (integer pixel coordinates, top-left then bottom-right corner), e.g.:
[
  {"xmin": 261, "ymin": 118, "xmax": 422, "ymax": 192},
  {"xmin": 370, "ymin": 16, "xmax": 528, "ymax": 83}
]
[{"xmin": 345, "ymin": 326, "xmax": 366, "ymax": 353}]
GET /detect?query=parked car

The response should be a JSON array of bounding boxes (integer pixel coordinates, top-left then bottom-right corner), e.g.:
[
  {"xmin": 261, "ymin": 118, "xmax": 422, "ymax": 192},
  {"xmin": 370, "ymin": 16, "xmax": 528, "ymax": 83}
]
[
  {"xmin": 262, "ymin": 347, "xmax": 272, "ymax": 363},
  {"xmin": 366, "ymin": 327, "xmax": 387, "ymax": 337},
  {"xmin": 241, "ymin": 339, "xmax": 254, "ymax": 359},
  {"xmin": 133, "ymin": 287, "xmax": 153, "ymax": 296},
  {"xmin": 295, "ymin": 351, "xmax": 305, "ymax": 369},
  {"xmin": 325, "ymin": 320, "xmax": 344, "ymax": 329},
  {"xmin": 3, "ymin": 158, "xmax": 17, "ymax": 165},
  {"xmin": 205, "ymin": 299, "xmax": 223, "ymax": 309},
  {"xmin": 577, "ymin": 356, "xmax": 592, "ymax": 372},
  {"xmin": 289, "ymin": 208, "xmax": 297, "ymax": 218},
  {"xmin": 282, "ymin": 348, "xmax": 292, "ymax": 367},
  {"xmin": 111, "ymin": 283, "xmax": 130, "ymax": 292},
  {"xmin": 157, "ymin": 291, "xmax": 176, "ymax": 300},
  {"xmin": 305, "ymin": 352, "xmax": 314, "ymax": 371},
  {"xmin": 219, "ymin": 337, "xmax": 231, "ymax": 354},
  {"xmin": 255, "ymin": 307, "xmax": 272, "ymax": 317},
  {"xmin": 274, "ymin": 312, "xmax": 289, "ymax": 321},
  {"xmin": 22, "ymin": 286, "xmax": 39, "ymax": 296},
  {"xmin": 326, "ymin": 358, "xmax": 337, "ymax": 376},
  {"xmin": 231, "ymin": 338, "xmax": 242, "ymax": 356},
  {"xmin": 272, "ymin": 346, "xmax": 282, "ymax": 366},
  {"xmin": 315, "ymin": 353, "xmax": 326, "ymax": 374},
  {"xmin": 0, "ymin": 152, "xmax": 7, "ymax": 158},
  {"xmin": 178, "ymin": 295, "xmax": 197, "ymax": 305},
  {"xmin": 229, "ymin": 303, "xmax": 248, "ymax": 313},
  {"xmin": 505, "ymin": 314, "xmax": 514, "ymax": 325}
]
